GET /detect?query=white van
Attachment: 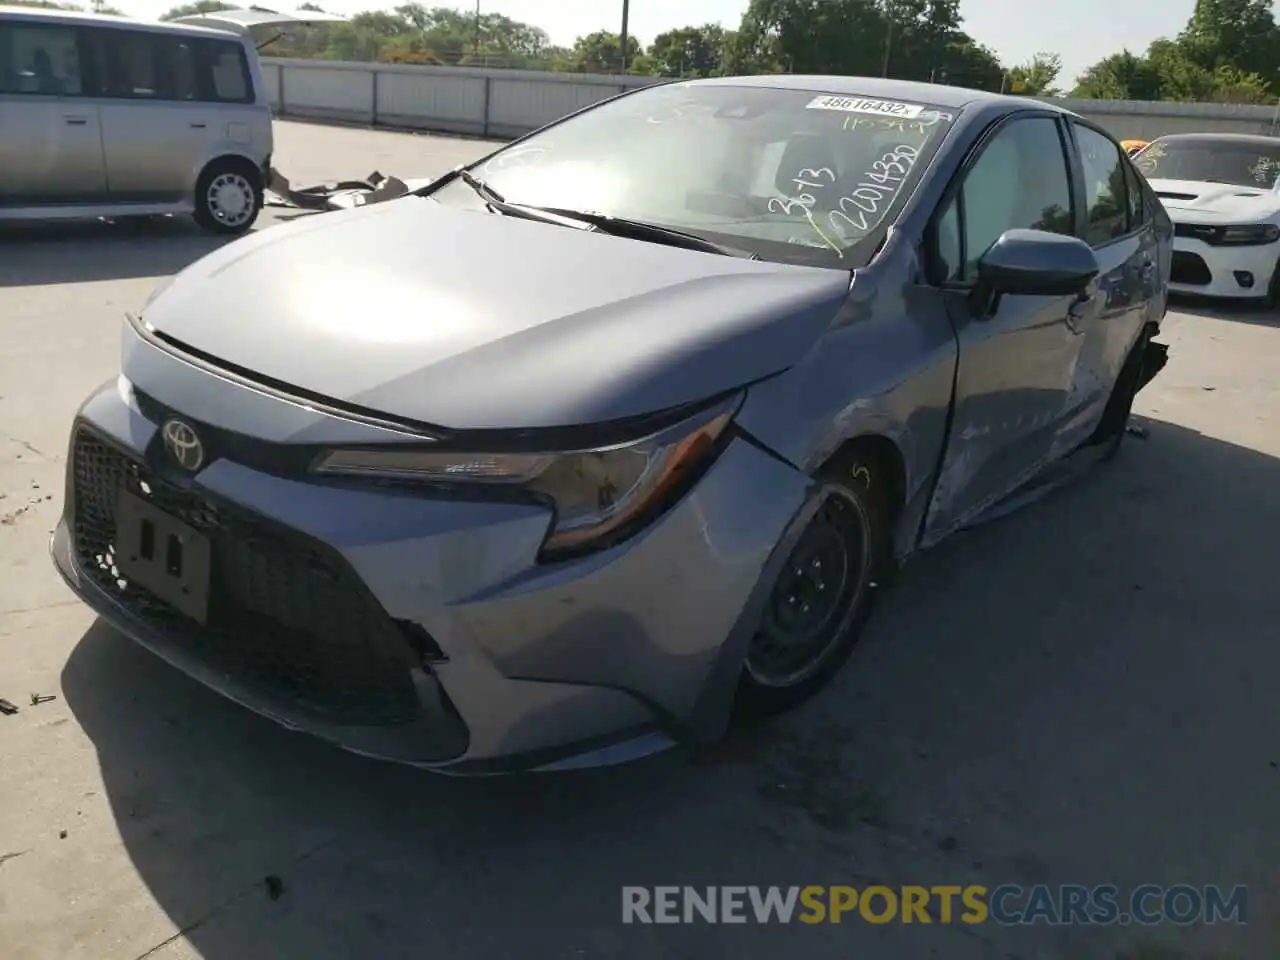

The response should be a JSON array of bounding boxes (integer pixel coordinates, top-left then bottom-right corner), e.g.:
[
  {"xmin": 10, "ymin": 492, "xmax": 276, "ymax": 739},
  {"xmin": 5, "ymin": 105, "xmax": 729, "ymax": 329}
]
[{"xmin": 0, "ymin": 5, "xmax": 308, "ymax": 234}]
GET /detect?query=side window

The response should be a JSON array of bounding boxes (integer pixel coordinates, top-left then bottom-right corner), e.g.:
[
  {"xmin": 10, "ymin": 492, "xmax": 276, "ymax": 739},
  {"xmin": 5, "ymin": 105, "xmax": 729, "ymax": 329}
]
[
  {"xmin": 934, "ymin": 116, "xmax": 1074, "ymax": 283},
  {"xmin": 0, "ymin": 22, "xmax": 83, "ymax": 96},
  {"xmin": 97, "ymin": 28, "xmax": 165, "ymax": 99},
  {"xmin": 1074, "ymin": 124, "xmax": 1129, "ymax": 245},
  {"xmin": 203, "ymin": 39, "xmax": 252, "ymax": 103},
  {"xmin": 1122, "ymin": 158, "xmax": 1146, "ymax": 232}
]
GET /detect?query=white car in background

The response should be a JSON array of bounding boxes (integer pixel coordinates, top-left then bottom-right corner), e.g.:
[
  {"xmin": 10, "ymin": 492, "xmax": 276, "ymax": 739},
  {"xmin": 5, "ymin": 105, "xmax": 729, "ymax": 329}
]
[{"xmin": 1134, "ymin": 133, "xmax": 1280, "ymax": 305}]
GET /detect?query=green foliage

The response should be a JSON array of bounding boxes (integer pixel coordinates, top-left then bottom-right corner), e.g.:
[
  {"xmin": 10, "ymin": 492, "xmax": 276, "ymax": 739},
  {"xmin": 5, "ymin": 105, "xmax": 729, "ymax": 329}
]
[
  {"xmin": 1071, "ymin": 0, "xmax": 1280, "ymax": 102},
  {"xmin": 158, "ymin": 0, "xmax": 235, "ymax": 19},
  {"xmin": 1005, "ymin": 52, "xmax": 1062, "ymax": 96},
  {"xmin": 648, "ymin": 24, "xmax": 732, "ymax": 77},
  {"xmin": 725, "ymin": 0, "xmax": 1003, "ymax": 91},
  {"xmin": 3, "ymin": 0, "xmax": 125, "ymax": 10},
  {"xmin": 130, "ymin": 0, "xmax": 1278, "ymax": 105}
]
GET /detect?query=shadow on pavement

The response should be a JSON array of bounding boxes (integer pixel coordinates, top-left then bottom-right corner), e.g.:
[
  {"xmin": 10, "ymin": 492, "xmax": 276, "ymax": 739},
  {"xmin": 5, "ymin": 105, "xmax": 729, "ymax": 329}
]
[
  {"xmin": 1168, "ymin": 293, "xmax": 1279, "ymax": 328},
  {"xmin": 0, "ymin": 217, "xmax": 235, "ymax": 288},
  {"xmin": 60, "ymin": 416, "xmax": 1279, "ymax": 960}
]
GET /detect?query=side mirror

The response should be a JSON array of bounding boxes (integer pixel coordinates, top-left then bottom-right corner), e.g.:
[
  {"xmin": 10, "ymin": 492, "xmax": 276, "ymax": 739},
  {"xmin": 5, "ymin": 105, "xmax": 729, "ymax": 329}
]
[{"xmin": 977, "ymin": 229, "xmax": 1099, "ymax": 297}]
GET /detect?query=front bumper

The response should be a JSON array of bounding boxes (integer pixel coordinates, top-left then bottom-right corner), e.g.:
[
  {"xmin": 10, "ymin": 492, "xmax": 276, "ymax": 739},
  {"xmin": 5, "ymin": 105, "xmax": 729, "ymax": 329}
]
[
  {"xmin": 1168, "ymin": 234, "xmax": 1280, "ymax": 299},
  {"xmin": 51, "ymin": 379, "xmax": 812, "ymax": 773}
]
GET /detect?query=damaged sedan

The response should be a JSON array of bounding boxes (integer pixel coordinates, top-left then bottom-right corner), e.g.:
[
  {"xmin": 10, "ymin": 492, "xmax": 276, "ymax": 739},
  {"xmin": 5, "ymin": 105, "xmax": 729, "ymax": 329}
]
[{"xmin": 51, "ymin": 76, "xmax": 1172, "ymax": 774}]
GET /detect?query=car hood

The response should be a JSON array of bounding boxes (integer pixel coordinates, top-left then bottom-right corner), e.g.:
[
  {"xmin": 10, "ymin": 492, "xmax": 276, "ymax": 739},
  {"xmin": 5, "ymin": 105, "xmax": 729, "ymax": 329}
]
[
  {"xmin": 140, "ymin": 198, "xmax": 852, "ymax": 431},
  {"xmin": 1148, "ymin": 178, "xmax": 1280, "ymax": 223}
]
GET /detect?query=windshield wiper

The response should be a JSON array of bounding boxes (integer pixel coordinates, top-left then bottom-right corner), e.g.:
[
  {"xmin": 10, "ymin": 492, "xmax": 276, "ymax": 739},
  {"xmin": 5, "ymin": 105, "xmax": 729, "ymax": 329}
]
[
  {"xmin": 436, "ymin": 168, "xmax": 757, "ymax": 258},
  {"xmin": 453, "ymin": 170, "xmax": 596, "ymax": 232},
  {"xmin": 529, "ymin": 207, "xmax": 760, "ymax": 258}
]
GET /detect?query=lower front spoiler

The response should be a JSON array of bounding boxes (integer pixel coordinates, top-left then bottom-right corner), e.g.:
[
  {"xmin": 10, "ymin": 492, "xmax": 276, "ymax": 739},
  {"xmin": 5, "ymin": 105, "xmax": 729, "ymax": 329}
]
[{"xmin": 49, "ymin": 520, "xmax": 676, "ymax": 775}]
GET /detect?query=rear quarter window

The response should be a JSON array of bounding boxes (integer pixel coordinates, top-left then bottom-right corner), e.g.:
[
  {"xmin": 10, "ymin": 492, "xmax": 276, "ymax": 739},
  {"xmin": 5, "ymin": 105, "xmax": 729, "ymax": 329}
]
[{"xmin": 204, "ymin": 38, "xmax": 252, "ymax": 104}]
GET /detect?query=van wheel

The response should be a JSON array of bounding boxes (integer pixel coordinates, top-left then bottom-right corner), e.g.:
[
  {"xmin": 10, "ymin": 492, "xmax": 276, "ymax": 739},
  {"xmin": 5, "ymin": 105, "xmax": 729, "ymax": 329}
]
[
  {"xmin": 736, "ymin": 455, "xmax": 890, "ymax": 717},
  {"xmin": 194, "ymin": 160, "xmax": 262, "ymax": 235}
]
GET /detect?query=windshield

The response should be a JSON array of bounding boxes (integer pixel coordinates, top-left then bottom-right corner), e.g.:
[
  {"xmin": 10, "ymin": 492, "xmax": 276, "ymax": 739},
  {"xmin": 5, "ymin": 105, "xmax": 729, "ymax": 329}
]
[
  {"xmin": 431, "ymin": 83, "xmax": 958, "ymax": 268},
  {"xmin": 1134, "ymin": 138, "xmax": 1280, "ymax": 190}
]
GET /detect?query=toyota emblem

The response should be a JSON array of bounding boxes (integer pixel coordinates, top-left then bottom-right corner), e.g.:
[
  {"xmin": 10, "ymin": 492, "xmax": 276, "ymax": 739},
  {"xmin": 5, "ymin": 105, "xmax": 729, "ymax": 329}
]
[{"xmin": 162, "ymin": 419, "xmax": 205, "ymax": 472}]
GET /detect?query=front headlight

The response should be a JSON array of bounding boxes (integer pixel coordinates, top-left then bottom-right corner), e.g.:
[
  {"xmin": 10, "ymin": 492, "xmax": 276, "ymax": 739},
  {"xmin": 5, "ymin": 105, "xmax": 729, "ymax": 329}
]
[
  {"xmin": 311, "ymin": 394, "xmax": 743, "ymax": 560},
  {"xmin": 1217, "ymin": 223, "xmax": 1280, "ymax": 245}
]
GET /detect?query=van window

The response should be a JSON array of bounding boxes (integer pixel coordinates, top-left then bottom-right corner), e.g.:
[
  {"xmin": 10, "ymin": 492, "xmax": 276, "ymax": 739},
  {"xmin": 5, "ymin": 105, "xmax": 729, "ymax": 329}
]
[
  {"xmin": 204, "ymin": 38, "xmax": 251, "ymax": 103},
  {"xmin": 98, "ymin": 28, "xmax": 164, "ymax": 98},
  {"xmin": 0, "ymin": 22, "xmax": 84, "ymax": 96},
  {"xmin": 82, "ymin": 29, "xmax": 252, "ymax": 104}
]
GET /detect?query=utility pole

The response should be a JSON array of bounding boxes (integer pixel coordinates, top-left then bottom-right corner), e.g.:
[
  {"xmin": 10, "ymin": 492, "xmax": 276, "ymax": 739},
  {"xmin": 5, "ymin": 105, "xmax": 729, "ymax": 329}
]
[
  {"xmin": 473, "ymin": 0, "xmax": 480, "ymax": 59},
  {"xmin": 619, "ymin": 0, "xmax": 630, "ymax": 74}
]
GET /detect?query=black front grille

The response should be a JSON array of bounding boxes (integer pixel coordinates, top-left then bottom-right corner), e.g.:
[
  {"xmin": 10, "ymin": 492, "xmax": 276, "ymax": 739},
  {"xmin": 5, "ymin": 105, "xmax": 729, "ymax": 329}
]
[
  {"xmin": 1170, "ymin": 250, "xmax": 1212, "ymax": 286},
  {"xmin": 71, "ymin": 428, "xmax": 425, "ymax": 726}
]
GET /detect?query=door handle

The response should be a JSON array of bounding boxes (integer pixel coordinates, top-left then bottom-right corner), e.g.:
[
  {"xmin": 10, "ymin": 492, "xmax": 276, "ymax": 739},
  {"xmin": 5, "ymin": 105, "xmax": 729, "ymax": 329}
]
[
  {"xmin": 190, "ymin": 122, "xmax": 207, "ymax": 129},
  {"xmin": 63, "ymin": 116, "xmax": 88, "ymax": 125}
]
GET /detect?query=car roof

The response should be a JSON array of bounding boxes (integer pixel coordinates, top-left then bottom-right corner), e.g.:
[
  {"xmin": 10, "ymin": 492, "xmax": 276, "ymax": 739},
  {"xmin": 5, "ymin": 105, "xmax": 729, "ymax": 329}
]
[
  {"xmin": 0, "ymin": 3, "xmax": 240, "ymax": 38},
  {"xmin": 687, "ymin": 74, "xmax": 1064, "ymax": 113},
  {"xmin": 1152, "ymin": 132, "xmax": 1280, "ymax": 146}
]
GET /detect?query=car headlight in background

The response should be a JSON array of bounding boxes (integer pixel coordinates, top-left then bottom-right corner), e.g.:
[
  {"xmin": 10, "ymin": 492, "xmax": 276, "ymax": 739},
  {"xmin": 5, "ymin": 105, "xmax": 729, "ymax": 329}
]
[
  {"xmin": 312, "ymin": 393, "xmax": 743, "ymax": 560},
  {"xmin": 1216, "ymin": 223, "xmax": 1280, "ymax": 245}
]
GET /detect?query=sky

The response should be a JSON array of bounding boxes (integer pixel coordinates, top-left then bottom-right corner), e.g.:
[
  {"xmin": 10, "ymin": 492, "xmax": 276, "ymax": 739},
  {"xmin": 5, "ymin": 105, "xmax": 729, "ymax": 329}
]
[{"xmin": 116, "ymin": 0, "xmax": 1204, "ymax": 87}]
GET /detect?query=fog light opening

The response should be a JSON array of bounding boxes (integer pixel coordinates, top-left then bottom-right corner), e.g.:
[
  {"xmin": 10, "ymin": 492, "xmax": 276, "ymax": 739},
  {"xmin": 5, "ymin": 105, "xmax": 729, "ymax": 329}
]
[{"xmin": 1234, "ymin": 270, "xmax": 1255, "ymax": 289}]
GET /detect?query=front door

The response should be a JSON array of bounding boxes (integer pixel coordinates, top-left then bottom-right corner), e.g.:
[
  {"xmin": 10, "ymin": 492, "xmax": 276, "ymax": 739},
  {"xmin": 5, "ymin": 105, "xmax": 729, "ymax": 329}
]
[
  {"xmin": 922, "ymin": 113, "xmax": 1088, "ymax": 540},
  {"xmin": 0, "ymin": 19, "xmax": 106, "ymax": 205},
  {"xmin": 1055, "ymin": 120, "xmax": 1157, "ymax": 448}
]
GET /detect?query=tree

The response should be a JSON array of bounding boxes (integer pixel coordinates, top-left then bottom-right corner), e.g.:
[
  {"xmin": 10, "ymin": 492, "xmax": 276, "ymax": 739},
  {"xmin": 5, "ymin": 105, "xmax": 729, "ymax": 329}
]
[
  {"xmin": 569, "ymin": 30, "xmax": 642, "ymax": 73},
  {"xmin": 159, "ymin": 0, "xmax": 234, "ymax": 19},
  {"xmin": 4, "ymin": 0, "xmax": 123, "ymax": 9},
  {"xmin": 648, "ymin": 24, "xmax": 730, "ymax": 77},
  {"xmin": 1179, "ymin": 0, "xmax": 1280, "ymax": 79},
  {"xmin": 1068, "ymin": 0, "xmax": 1280, "ymax": 102},
  {"xmin": 1006, "ymin": 52, "xmax": 1062, "ymax": 96},
  {"xmin": 725, "ymin": 0, "xmax": 1003, "ymax": 90},
  {"xmin": 1071, "ymin": 49, "xmax": 1165, "ymax": 99}
]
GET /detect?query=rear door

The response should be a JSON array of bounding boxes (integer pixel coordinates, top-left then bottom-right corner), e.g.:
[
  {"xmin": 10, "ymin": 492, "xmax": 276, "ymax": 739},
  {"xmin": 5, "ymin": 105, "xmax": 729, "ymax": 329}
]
[
  {"xmin": 0, "ymin": 17, "xmax": 106, "ymax": 206},
  {"xmin": 1059, "ymin": 120, "xmax": 1154, "ymax": 445},
  {"xmin": 921, "ymin": 112, "xmax": 1088, "ymax": 538}
]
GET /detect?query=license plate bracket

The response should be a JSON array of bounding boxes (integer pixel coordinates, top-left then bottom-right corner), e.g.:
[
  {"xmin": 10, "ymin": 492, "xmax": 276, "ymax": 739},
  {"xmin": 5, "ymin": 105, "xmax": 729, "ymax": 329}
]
[{"xmin": 114, "ymin": 488, "xmax": 212, "ymax": 625}]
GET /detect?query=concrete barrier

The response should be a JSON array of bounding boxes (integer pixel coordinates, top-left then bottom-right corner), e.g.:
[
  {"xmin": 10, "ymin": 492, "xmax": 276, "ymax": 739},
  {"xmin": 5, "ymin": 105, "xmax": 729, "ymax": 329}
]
[
  {"xmin": 260, "ymin": 57, "xmax": 1280, "ymax": 141},
  {"xmin": 261, "ymin": 58, "xmax": 658, "ymax": 137}
]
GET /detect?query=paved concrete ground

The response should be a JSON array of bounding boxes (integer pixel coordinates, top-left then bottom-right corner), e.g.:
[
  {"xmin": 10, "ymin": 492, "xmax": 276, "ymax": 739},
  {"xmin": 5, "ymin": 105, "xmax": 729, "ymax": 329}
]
[{"xmin": 1, "ymin": 120, "xmax": 1278, "ymax": 960}]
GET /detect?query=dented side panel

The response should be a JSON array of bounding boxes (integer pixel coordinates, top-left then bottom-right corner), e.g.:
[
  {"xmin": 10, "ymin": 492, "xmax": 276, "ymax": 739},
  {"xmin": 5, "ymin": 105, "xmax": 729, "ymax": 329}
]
[{"xmin": 734, "ymin": 237, "xmax": 959, "ymax": 562}]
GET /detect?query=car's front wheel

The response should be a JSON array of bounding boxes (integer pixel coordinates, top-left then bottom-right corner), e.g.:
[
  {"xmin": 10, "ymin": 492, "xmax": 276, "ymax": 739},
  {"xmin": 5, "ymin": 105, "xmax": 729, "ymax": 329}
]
[{"xmin": 736, "ymin": 455, "xmax": 890, "ymax": 717}]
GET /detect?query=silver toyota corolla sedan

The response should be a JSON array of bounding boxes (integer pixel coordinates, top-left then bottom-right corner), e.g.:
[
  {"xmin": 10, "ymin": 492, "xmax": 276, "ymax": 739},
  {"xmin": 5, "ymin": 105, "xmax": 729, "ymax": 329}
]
[{"xmin": 52, "ymin": 76, "xmax": 1172, "ymax": 774}]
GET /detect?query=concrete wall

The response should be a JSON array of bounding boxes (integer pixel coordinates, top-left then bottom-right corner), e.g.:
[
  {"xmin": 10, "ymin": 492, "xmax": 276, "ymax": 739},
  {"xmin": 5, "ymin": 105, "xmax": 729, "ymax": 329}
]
[
  {"xmin": 260, "ymin": 58, "xmax": 658, "ymax": 138},
  {"xmin": 259, "ymin": 57, "xmax": 1280, "ymax": 141}
]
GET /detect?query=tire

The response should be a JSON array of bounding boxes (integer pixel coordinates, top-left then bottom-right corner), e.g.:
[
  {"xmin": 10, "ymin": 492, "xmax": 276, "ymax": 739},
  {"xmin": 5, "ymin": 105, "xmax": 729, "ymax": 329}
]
[
  {"xmin": 193, "ymin": 159, "xmax": 263, "ymax": 236},
  {"xmin": 736, "ymin": 454, "xmax": 891, "ymax": 717},
  {"xmin": 1089, "ymin": 327, "xmax": 1150, "ymax": 462}
]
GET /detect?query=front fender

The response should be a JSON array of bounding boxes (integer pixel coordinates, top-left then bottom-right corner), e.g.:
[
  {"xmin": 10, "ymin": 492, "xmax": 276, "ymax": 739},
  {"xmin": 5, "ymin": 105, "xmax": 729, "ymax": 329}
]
[{"xmin": 734, "ymin": 265, "xmax": 958, "ymax": 560}]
